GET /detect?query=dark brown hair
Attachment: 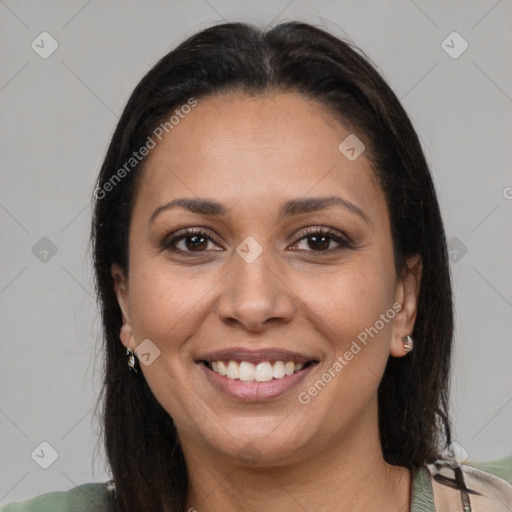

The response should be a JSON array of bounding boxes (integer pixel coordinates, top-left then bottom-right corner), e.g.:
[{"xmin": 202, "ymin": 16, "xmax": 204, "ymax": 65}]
[{"xmin": 91, "ymin": 20, "xmax": 454, "ymax": 511}]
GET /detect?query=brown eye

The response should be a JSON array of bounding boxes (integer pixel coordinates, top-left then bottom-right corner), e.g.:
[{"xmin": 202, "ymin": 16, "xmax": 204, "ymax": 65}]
[
  {"xmin": 306, "ymin": 233, "xmax": 331, "ymax": 251},
  {"xmin": 291, "ymin": 228, "xmax": 351, "ymax": 253},
  {"xmin": 184, "ymin": 234, "xmax": 208, "ymax": 251},
  {"xmin": 162, "ymin": 228, "xmax": 222, "ymax": 254}
]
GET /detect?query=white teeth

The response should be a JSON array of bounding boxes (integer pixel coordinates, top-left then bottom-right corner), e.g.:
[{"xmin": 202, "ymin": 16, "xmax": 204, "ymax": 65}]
[
  {"xmin": 208, "ymin": 359, "xmax": 310, "ymax": 381},
  {"xmin": 226, "ymin": 360, "xmax": 239, "ymax": 379},
  {"xmin": 272, "ymin": 361, "xmax": 285, "ymax": 379},
  {"xmin": 255, "ymin": 362, "xmax": 273, "ymax": 382},
  {"xmin": 217, "ymin": 360, "xmax": 227, "ymax": 376},
  {"xmin": 239, "ymin": 361, "xmax": 255, "ymax": 381}
]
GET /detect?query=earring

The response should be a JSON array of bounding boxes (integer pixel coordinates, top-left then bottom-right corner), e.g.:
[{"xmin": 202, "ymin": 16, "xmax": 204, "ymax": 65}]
[
  {"xmin": 401, "ymin": 334, "xmax": 414, "ymax": 353},
  {"xmin": 126, "ymin": 347, "xmax": 138, "ymax": 372}
]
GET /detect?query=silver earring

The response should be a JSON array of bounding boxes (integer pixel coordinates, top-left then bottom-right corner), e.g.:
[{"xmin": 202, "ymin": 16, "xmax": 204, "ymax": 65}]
[
  {"xmin": 402, "ymin": 334, "xmax": 414, "ymax": 353},
  {"xmin": 126, "ymin": 348, "xmax": 137, "ymax": 372}
]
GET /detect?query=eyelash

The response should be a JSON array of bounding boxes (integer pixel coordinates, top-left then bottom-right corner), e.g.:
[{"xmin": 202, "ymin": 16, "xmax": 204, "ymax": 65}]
[{"xmin": 161, "ymin": 226, "xmax": 352, "ymax": 256}]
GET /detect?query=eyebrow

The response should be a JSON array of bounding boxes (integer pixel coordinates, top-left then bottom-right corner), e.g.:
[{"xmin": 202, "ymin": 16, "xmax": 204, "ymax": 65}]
[{"xmin": 150, "ymin": 196, "xmax": 370, "ymax": 225}]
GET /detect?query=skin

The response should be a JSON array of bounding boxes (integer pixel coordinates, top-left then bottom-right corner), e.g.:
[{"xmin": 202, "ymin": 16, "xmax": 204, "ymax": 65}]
[{"xmin": 112, "ymin": 91, "xmax": 422, "ymax": 512}]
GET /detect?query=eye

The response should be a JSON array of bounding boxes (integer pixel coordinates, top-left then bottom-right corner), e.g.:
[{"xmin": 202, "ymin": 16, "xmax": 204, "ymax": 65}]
[
  {"xmin": 290, "ymin": 227, "xmax": 351, "ymax": 253},
  {"xmin": 161, "ymin": 228, "xmax": 223, "ymax": 254},
  {"xmin": 161, "ymin": 226, "xmax": 351, "ymax": 255}
]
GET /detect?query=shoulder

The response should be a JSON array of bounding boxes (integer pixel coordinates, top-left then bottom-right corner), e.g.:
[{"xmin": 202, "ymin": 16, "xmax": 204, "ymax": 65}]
[
  {"xmin": 426, "ymin": 460, "xmax": 512, "ymax": 512},
  {"xmin": 0, "ymin": 482, "xmax": 112, "ymax": 512}
]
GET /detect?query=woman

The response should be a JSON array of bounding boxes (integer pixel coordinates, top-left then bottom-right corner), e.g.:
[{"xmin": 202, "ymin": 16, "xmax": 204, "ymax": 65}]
[{"xmin": 2, "ymin": 20, "xmax": 511, "ymax": 512}]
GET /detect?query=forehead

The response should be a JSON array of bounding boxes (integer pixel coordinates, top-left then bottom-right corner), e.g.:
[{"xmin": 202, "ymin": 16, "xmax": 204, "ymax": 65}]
[{"xmin": 133, "ymin": 92, "xmax": 385, "ymax": 222}]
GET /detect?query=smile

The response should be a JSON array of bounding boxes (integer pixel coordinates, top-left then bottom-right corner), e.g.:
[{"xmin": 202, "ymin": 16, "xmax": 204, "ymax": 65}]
[
  {"xmin": 204, "ymin": 359, "xmax": 316, "ymax": 382},
  {"xmin": 198, "ymin": 359, "xmax": 319, "ymax": 401}
]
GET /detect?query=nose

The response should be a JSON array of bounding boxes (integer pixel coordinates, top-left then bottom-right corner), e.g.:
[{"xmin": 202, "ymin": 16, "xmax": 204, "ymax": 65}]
[{"xmin": 216, "ymin": 247, "xmax": 295, "ymax": 332}]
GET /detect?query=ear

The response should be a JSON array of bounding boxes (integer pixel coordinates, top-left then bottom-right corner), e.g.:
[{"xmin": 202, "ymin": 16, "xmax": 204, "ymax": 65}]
[
  {"xmin": 390, "ymin": 254, "xmax": 422, "ymax": 357},
  {"xmin": 112, "ymin": 263, "xmax": 135, "ymax": 350}
]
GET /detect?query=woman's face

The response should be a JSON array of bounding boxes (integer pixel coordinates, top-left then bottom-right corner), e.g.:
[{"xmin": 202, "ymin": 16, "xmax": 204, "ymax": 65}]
[{"xmin": 113, "ymin": 91, "xmax": 421, "ymax": 467}]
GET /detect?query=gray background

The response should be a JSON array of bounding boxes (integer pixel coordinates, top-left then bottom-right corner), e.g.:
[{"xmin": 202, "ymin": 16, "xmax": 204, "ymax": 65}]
[{"xmin": 1, "ymin": 0, "xmax": 511, "ymax": 504}]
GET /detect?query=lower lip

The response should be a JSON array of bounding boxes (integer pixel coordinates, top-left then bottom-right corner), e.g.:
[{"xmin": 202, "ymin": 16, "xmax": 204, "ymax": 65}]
[{"xmin": 198, "ymin": 362, "xmax": 317, "ymax": 402}]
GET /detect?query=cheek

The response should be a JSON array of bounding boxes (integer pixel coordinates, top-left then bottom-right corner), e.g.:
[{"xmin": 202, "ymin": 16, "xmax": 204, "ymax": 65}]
[
  {"xmin": 127, "ymin": 258, "xmax": 214, "ymax": 349},
  {"xmin": 126, "ymin": 260, "xmax": 216, "ymax": 422},
  {"xmin": 292, "ymin": 261, "xmax": 397, "ymax": 429},
  {"xmin": 294, "ymin": 254, "xmax": 397, "ymax": 413},
  {"xmin": 298, "ymin": 257, "xmax": 396, "ymax": 347}
]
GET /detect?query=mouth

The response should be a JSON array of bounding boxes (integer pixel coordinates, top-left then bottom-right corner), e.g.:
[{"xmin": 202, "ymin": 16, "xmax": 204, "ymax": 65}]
[
  {"xmin": 200, "ymin": 359, "xmax": 318, "ymax": 382},
  {"xmin": 196, "ymin": 353, "xmax": 320, "ymax": 402}
]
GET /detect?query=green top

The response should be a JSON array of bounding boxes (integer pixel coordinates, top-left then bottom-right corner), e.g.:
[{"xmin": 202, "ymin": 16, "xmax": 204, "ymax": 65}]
[
  {"xmin": 2, "ymin": 460, "xmax": 512, "ymax": 512},
  {"xmin": 0, "ymin": 482, "xmax": 111, "ymax": 512},
  {"xmin": 0, "ymin": 467, "xmax": 435, "ymax": 512}
]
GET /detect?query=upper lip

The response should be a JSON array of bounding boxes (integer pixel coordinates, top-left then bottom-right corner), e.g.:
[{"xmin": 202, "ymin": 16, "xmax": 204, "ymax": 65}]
[{"xmin": 196, "ymin": 347, "xmax": 319, "ymax": 364}]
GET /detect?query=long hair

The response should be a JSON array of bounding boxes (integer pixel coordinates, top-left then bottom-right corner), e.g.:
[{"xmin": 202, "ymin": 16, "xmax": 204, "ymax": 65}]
[{"xmin": 91, "ymin": 20, "xmax": 454, "ymax": 511}]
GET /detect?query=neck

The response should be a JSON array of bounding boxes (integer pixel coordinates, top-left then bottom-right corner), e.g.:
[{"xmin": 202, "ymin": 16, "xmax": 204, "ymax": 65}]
[{"xmin": 182, "ymin": 401, "xmax": 411, "ymax": 512}]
